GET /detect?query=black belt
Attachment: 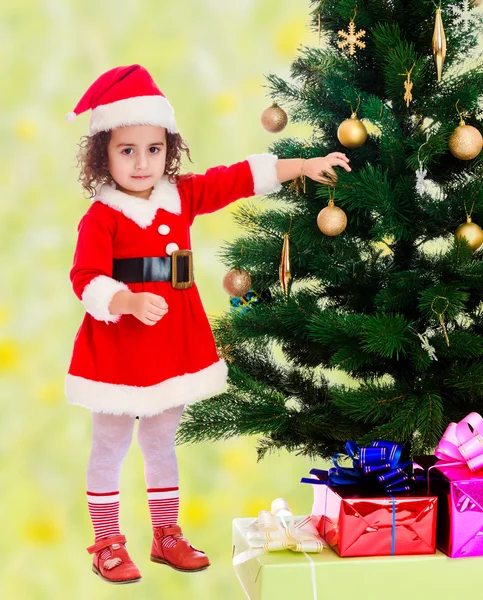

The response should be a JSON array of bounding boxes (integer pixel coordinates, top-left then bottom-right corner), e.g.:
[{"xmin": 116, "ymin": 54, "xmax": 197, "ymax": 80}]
[{"xmin": 112, "ymin": 251, "xmax": 193, "ymax": 289}]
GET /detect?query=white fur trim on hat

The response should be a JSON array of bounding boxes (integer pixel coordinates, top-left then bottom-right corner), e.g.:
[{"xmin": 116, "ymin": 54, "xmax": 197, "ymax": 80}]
[
  {"xmin": 89, "ymin": 95, "xmax": 178, "ymax": 136},
  {"xmin": 65, "ymin": 359, "xmax": 228, "ymax": 416},
  {"xmin": 81, "ymin": 275, "xmax": 130, "ymax": 323},
  {"xmin": 246, "ymin": 153, "xmax": 282, "ymax": 196}
]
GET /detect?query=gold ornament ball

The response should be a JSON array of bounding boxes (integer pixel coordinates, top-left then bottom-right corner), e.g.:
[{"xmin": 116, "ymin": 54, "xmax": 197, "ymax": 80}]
[
  {"xmin": 261, "ymin": 103, "xmax": 288, "ymax": 133},
  {"xmin": 337, "ymin": 114, "xmax": 368, "ymax": 149},
  {"xmin": 455, "ymin": 217, "xmax": 483, "ymax": 251},
  {"xmin": 448, "ymin": 124, "xmax": 483, "ymax": 160},
  {"xmin": 317, "ymin": 204, "xmax": 347, "ymax": 236},
  {"xmin": 222, "ymin": 269, "xmax": 252, "ymax": 296}
]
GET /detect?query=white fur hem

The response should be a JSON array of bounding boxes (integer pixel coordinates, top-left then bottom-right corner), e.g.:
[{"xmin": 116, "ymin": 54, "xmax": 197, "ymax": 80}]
[
  {"xmin": 81, "ymin": 275, "xmax": 130, "ymax": 323},
  {"xmin": 246, "ymin": 153, "xmax": 282, "ymax": 196},
  {"xmin": 65, "ymin": 360, "xmax": 228, "ymax": 416},
  {"xmin": 89, "ymin": 95, "xmax": 178, "ymax": 136}
]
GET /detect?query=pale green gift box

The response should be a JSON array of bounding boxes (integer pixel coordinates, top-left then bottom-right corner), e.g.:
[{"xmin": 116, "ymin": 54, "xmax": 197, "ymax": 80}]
[{"xmin": 232, "ymin": 517, "xmax": 482, "ymax": 600}]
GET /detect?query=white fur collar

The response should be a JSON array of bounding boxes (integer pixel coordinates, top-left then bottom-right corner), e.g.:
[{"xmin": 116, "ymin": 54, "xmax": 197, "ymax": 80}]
[{"xmin": 94, "ymin": 176, "xmax": 182, "ymax": 228}]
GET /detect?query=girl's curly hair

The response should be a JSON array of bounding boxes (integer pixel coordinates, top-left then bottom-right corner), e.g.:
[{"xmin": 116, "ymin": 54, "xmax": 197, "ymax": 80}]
[{"xmin": 76, "ymin": 130, "xmax": 192, "ymax": 198}]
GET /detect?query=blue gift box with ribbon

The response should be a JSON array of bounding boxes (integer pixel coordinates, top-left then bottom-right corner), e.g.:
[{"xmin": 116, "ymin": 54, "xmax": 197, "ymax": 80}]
[
  {"xmin": 301, "ymin": 440, "xmax": 438, "ymax": 557},
  {"xmin": 229, "ymin": 289, "xmax": 272, "ymax": 315}
]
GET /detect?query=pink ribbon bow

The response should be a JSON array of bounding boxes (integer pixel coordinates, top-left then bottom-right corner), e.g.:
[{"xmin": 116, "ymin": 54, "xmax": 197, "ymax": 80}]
[{"xmin": 435, "ymin": 412, "xmax": 483, "ymax": 472}]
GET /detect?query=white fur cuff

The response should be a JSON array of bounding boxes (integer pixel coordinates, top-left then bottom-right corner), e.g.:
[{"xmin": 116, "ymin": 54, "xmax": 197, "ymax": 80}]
[
  {"xmin": 81, "ymin": 275, "xmax": 130, "ymax": 323},
  {"xmin": 246, "ymin": 153, "xmax": 282, "ymax": 196}
]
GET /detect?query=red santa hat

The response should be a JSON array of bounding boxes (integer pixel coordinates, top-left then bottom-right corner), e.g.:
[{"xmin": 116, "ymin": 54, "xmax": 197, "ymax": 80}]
[{"xmin": 66, "ymin": 64, "xmax": 178, "ymax": 136}]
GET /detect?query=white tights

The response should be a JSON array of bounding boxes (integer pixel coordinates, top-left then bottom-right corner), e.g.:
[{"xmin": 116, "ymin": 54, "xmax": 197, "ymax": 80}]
[{"xmin": 86, "ymin": 406, "xmax": 185, "ymax": 492}]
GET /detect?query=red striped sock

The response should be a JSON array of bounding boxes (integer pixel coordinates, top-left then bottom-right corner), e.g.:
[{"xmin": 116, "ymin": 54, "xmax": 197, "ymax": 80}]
[
  {"xmin": 147, "ymin": 487, "xmax": 180, "ymax": 549},
  {"xmin": 87, "ymin": 491, "xmax": 122, "ymax": 560}
]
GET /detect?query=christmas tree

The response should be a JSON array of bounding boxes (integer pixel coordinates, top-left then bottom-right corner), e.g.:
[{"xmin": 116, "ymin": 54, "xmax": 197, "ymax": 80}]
[{"xmin": 178, "ymin": 0, "xmax": 483, "ymax": 460}]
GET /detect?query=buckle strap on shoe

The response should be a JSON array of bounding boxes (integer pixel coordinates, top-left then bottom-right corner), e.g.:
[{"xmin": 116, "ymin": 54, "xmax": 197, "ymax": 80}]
[
  {"xmin": 154, "ymin": 525, "xmax": 182, "ymax": 539},
  {"xmin": 87, "ymin": 534, "xmax": 127, "ymax": 554}
]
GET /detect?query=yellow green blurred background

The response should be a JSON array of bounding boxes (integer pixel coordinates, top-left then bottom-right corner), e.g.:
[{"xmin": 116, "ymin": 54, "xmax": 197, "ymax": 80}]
[{"xmin": 0, "ymin": 1, "xmax": 324, "ymax": 598}]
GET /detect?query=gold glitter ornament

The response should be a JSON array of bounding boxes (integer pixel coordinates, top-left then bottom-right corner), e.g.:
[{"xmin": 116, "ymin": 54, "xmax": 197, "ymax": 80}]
[
  {"xmin": 279, "ymin": 233, "xmax": 293, "ymax": 300},
  {"xmin": 449, "ymin": 120, "xmax": 483, "ymax": 161},
  {"xmin": 432, "ymin": 7, "xmax": 447, "ymax": 82},
  {"xmin": 455, "ymin": 216, "xmax": 483, "ymax": 251},
  {"xmin": 317, "ymin": 192, "xmax": 347, "ymax": 237},
  {"xmin": 261, "ymin": 103, "xmax": 288, "ymax": 133},
  {"xmin": 223, "ymin": 269, "xmax": 252, "ymax": 297}
]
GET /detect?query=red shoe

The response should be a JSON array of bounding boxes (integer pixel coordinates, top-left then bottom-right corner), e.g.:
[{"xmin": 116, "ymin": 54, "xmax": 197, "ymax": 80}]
[
  {"xmin": 87, "ymin": 534, "xmax": 142, "ymax": 585},
  {"xmin": 150, "ymin": 525, "xmax": 210, "ymax": 572}
]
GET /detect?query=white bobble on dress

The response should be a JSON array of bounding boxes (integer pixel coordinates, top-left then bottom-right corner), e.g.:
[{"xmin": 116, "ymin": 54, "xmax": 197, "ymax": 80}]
[
  {"xmin": 158, "ymin": 224, "xmax": 170, "ymax": 235},
  {"xmin": 166, "ymin": 243, "xmax": 179, "ymax": 256}
]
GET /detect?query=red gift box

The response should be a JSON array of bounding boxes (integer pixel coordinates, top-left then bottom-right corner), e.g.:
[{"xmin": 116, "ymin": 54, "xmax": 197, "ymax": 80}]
[{"xmin": 308, "ymin": 471, "xmax": 437, "ymax": 557}]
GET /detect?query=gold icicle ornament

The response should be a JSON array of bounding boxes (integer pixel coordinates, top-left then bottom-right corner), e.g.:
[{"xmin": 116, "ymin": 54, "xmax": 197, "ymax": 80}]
[
  {"xmin": 279, "ymin": 232, "xmax": 293, "ymax": 300},
  {"xmin": 432, "ymin": 7, "xmax": 447, "ymax": 82},
  {"xmin": 431, "ymin": 296, "xmax": 450, "ymax": 347}
]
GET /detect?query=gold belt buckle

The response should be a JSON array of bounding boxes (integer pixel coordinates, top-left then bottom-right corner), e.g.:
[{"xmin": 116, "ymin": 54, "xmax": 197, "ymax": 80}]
[{"xmin": 171, "ymin": 250, "xmax": 193, "ymax": 289}]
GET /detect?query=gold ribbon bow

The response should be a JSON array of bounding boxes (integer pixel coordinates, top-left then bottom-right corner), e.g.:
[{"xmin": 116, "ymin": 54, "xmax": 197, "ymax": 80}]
[{"xmin": 233, "ymin": 498, "xmax": 326, "ymax": 566}]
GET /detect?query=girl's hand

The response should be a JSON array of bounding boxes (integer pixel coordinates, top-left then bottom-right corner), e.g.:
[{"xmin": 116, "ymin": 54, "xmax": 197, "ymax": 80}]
[
  {"xmin": 304, "ymin": 153, "xmax": 351, "ymax": 185},
  {"xmin": 129, "ymin": 292, "xmax": 168, "ymax": 326}
]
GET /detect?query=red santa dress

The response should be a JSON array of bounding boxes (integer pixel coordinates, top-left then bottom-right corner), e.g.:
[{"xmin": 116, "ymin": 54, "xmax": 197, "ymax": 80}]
[{"xmin": 64, "ymin": 153, "xmax": 282, "ymax": 416}]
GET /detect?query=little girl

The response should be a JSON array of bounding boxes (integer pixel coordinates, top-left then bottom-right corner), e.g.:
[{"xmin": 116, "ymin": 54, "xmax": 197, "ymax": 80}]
[{"xmin": 65, "ymin": 64, "xmax": 350, "ymax": 585}]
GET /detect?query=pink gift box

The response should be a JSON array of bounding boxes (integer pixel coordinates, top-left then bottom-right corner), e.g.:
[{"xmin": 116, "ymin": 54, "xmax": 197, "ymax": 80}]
[{"xmin": 427, "ymin": 459, "xmax": 483, "ymax": 558}]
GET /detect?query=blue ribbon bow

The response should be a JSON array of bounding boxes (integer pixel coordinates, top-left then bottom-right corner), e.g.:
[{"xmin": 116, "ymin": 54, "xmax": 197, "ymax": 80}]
[
  {"xmin": 300, "ymin": 440, "xmax": 422, "ymax": 557},
  {"xmin": 326, "ymin": 440, "xmax": 412, "ymax": 493}
]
